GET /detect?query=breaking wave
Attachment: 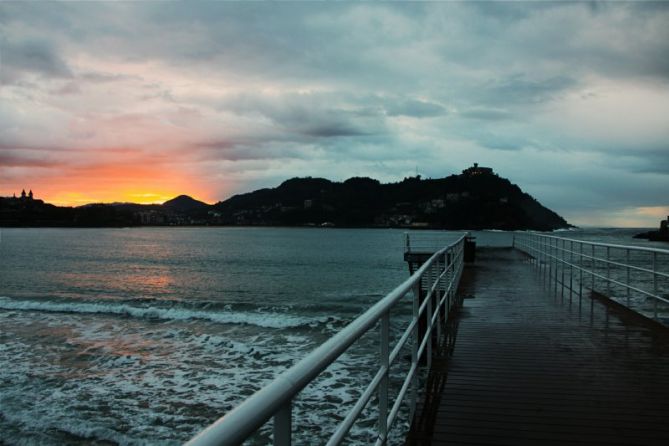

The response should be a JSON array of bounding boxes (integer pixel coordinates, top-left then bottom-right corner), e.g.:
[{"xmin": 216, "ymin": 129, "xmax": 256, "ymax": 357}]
[{"xmin": 0, "ymin": 296, "xmax": 337, "ymax": 329}]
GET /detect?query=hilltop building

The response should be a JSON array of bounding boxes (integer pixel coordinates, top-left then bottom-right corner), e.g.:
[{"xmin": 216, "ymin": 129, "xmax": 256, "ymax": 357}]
[
  {"xmin": 462, "ymin": 163, "xmax": 493, "ymax": 176},
  {"xmin": 13, "ymin": 189, "xmax": 35, "ymax": 201}
]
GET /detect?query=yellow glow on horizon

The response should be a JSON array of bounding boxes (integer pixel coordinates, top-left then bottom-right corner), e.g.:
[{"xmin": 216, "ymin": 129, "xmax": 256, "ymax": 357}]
[
  {"xmin": 45, "ymin": 189, "xmax": 212, "ymax": 206},
  {"xmin": 568, "ymin": 206, "xmax": 669, "ymax": 228},
  {"xmin": 634, "ymin": 206, "xmax": 669, "ymax": 218}
]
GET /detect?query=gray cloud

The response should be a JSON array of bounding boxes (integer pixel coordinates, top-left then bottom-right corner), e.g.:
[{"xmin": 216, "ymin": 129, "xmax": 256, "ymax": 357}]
[
  {"xmin": 478, "ymin": 76, "xmax": 577, "ymax": 106},
  {"xmin": 1, "ymin": 38, "xmax": 72, "ymax": 82},
  {"xmin": 460, "ymin": 107, "xmax": 513, "ymax": 121},
  {"xmin": 221, "ymin": 92, "xmax": 386, "ymax": 139},
  {"xmin": 385, "ymin": 99, "xmax": 447, "ymax": 118}
]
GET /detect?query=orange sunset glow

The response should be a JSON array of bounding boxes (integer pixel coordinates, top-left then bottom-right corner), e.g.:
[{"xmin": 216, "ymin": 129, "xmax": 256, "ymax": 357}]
[{"xmin": 3, "ymin": 161, "xmax": 217, "ymax": 206}]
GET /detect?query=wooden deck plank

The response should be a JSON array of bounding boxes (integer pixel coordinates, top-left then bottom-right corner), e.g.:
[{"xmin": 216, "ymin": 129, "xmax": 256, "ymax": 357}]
[{"xmin": 406, "ymin": 248, "xmax": 669, "ymax": 446}]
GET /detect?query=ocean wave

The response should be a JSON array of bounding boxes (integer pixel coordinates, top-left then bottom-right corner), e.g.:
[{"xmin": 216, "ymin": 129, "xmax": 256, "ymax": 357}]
[{"xmin": 0, "ymin": 296, "xmax": 333, "ymax": 329}]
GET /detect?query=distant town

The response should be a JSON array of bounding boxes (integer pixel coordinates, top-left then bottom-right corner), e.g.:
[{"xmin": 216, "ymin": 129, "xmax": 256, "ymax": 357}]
[{"xmin": 0, "ymin": 164, "xmax": 570, "ymax": 230}]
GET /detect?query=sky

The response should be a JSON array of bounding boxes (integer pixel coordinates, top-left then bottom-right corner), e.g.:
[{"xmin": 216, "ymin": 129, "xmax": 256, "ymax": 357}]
[{"xmin": 1, "ymin": 1, "xmax": 668, "ymax": 227}]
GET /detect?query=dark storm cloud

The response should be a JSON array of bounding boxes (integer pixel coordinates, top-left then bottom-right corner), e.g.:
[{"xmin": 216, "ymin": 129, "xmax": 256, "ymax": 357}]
[
  {"xmin": 0, "ymin": 145, "xmax": 64, "ymax": 168},
  {"xmin": 221, "ymin": 92, "xmax": 386, "ymax": 139},
  {"xmin": 605, "ymin": 147, "xmax": 669, "ymax": 176},
  {"xmin": 1, "ymin": 38, "xmax": 72, "ymax": 82}
]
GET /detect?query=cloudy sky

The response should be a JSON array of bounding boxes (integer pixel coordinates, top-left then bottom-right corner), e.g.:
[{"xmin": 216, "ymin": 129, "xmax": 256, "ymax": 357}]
[{"xmin": 1, "ymin": 1, "xmax": 668, "ymax": 227}]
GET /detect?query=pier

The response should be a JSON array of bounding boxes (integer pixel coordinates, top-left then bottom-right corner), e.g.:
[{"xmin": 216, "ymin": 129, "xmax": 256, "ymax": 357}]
[
  {"xmin": 188, "ymin": 233, "xmax": 669, "ymax": 446},
  {"xmin": 407, "ymin": 247, "xmax": 669, "ymax": 446}
]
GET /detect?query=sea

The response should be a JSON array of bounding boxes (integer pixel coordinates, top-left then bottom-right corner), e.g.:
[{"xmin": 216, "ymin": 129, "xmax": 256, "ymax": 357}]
[{"xmin": 0, "ymin": 227, "xmax": 665, "ymax": 445}]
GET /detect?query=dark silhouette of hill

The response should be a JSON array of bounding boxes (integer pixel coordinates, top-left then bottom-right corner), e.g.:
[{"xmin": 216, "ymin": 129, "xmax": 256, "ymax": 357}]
[
  {"xmin": 162, "ymin": 195, "xmax": 209, "ymax": 213},
  {"xmin": 0, "ymin": 166, "xmax": 570, "ymax": 229},
  {"xmin": 213, "ymin": 165, "xmax": 570, "ymax": 230},
  {"xmin": 0, "ymin": 194, "xmax": 206, "ymax": 227},
  {"xmin": 634, "ymin": 215, "xmax": 669, "ymax": 242}
]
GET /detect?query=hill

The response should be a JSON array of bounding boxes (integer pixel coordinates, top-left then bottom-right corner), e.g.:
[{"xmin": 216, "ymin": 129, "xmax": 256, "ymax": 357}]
[
  {"xmin": 162, "ymin": 195, "xmax": 209, "ymax": 213},
  {"xmin": 213, "ymin": 165, "xmax": 570, "ymax": 230},
  {"xmin": 0, "ymin": 194, "xmax": 211, "ymax": 227}
]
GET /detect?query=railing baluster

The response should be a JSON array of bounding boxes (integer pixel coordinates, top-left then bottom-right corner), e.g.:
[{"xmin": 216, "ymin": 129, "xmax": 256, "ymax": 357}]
[
  {"xmin": 544, "ymin": 236, "xmax": 548, "ymax": 281},
  {"xmin": 436, "ymin": 260, "xmax": 442, "ymax": 341},
  {"xmin": 591, "ymin": 244, "xmax": 595, "ymax": 293},
  {"xmin": 379, "ymin": 312, "xmax": 389, "ymax": 442},
  {"xmin": 561, "ymin": 239, "xmax": 565, "ymax": 298},
  {"xmin": 606, "ymin": 246, "xmax": 611, "ymax": 295},
  {"xmin": 410, "ymin": 281, "xmax": 420, "ymax": 419},
  {"xmin": 426, "ymin": 286, "xmax": 433, "ymax": 371},
  {"xmin": 548, "ymin": 237, "xmax": 553, "ymax": 287},
  {"xmin": 579, "ymin": 242, "xmax": 584, "ymax": 304},
  {"xmin": 569, "ymin": 240, "xmax": 574, "ymax": 302},
  {"xmin": 626, "ymin": 249, "xmax": 631, "ymax": 306},
  {"xmin": 653, "ymin": 252, "xmax": 658, "ymax": 320},
  {"xmin": 274, "ymin": 400, "xmax": 292, "ymax": 446},
  {"xmin": 554, "ymin": 237, "xmax": 558, "ymax": 294}
]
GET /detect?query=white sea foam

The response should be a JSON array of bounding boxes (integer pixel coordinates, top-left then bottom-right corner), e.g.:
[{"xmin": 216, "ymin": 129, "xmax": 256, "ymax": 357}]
[
  {"xmin": 0, "ymin": 304, "xmax": 409, "ymax": 445},
  {"xmin": 0, "ymin": 296, "xmax": 331, "ymax": 328}
]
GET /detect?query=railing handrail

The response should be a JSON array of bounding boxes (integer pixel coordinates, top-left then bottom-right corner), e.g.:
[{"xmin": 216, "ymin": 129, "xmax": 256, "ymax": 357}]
[
  {"xmin": 187, "ymin": 234, "xmax": 466, "ymax": 446},
  {"xmin": 530, "ymin": 233, "xmax": 669, "ymax": 255}
]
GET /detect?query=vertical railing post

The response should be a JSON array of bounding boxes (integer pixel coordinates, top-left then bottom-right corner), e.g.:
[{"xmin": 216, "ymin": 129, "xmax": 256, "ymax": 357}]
[
  {"xmin": 274, "ymin": 401, "xmax": 292, "ymax": 446},
  {"xmin": 561, "ymin": 239, "xmax": 565, "ymax": 298},
  {"xmin": 569, "ymin": 240, "xmax": 574, "ymax": 302},
  {"xmin": 653, "ymin": 251, "xmax": 658, "ymax": 320},
  {"xmin": 626, "ymin": 248, "xmax": 631, "ymax": 306},
  {"xmin": 405, "ymin": 232, "xmax": 410, "ymax": 253},
  {"xmin": 378, "ymin": 311, "xmax": 389, "ymax": 442},
  {"xmin": 410, "ymin": 282, "xmax": 419, "ymax": 418},
  {"xmin": 554, "ymin": 238, "xmax": 559, "ymax": 295},
  {"xmin": 447, "ymin": 251, "xmax": 453, "ymax": 312},
  {"xmin": 579, "ymin": 242, "xmax": 584, "ymax": 304},
  {"xmin": 606, "ymin": 246, "xmax": 611, "ymax": 295},
  {"xmin": 548, "ymin": 237, "xmax": 553, "ymax": 286},
  {"xmin": 591, "ymin": 244, "xmax": 595, "ymax": 293},
  {"xmin": 435, "ymin": 260, "xmax": 442, "ymax": 342},
  {"xmin": 544, "ymin": 236, "xmax": 548, "ymax": 281},
  {"xmin": 539, "ymin": 235, "xmax": 543, "ymax": 276},
  {"xmin": 442, "ymin": 250, "xmax": 455, "ymax": 312},
  {"xmin": 539, "ymin": 234, "xmax": 543, "ymax": 273},
  {"xmin": 426, "ymin": 285, "xmax": 433, "ymax": 371}
]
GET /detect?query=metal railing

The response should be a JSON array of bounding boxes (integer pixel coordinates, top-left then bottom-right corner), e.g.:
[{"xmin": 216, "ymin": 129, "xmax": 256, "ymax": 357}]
[
  {"xmin": 514, "ymin": 232, "xmax": 669, "ymax": 322},
  {"xmin": 404, "ymin": 231, "xmax": 466, "ymax": 254},
  {"xmin": 187, "ymin": 235, "xmax": 466, "ymax": 446}
]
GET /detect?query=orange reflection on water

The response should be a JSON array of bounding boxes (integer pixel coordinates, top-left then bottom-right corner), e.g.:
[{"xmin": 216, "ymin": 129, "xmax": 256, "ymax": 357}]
[{"xmin": 127, "ymin": 269, "xmax": 177, "ymax": 297}]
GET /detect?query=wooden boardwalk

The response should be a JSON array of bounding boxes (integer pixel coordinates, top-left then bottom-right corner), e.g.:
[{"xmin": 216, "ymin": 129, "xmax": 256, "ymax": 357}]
[{"xmin": 407, "ymin": 248, "xmax": 669, "ymax": 446}]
